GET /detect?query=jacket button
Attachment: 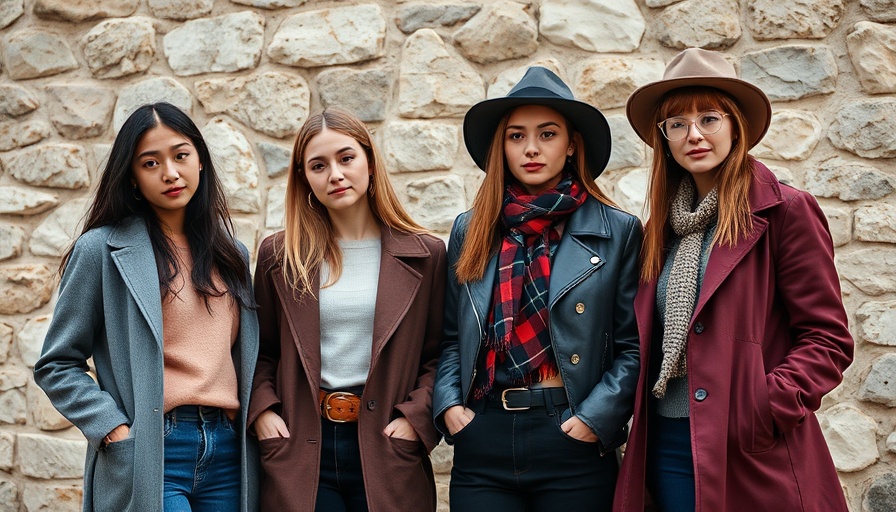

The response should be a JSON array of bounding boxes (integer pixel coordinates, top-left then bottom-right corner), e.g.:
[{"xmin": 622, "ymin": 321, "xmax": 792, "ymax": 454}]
[
  {"xmin": 570, "ymin": 354, "xmax": 580, "ymax": 365},
  {"xmin": 694, "ymin": 388, "xmax": 708, "ymax": 401},
  {"xmin": 575, "ymin": 303, "xmax": 585, "ymax": 314},
  {"xmin": 590, "ymin": 256, "xmax": 600, "ymax": 265},
  {"xmin": 367, "ymin": 400, "xmax": 376, "ymax": 411},
  {"xmin": 694, "ymin": 322, "xmax": 704, "ymax": 334}
]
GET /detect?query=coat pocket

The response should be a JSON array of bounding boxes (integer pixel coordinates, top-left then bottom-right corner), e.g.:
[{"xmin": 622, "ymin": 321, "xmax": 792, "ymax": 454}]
[
  {"xmin": 93, "ymin": 438, "xmax": 136, "ymax": 511},
  {"xmin": 734, "ymin": 338, "xmax": 777, "ymax": 453}
]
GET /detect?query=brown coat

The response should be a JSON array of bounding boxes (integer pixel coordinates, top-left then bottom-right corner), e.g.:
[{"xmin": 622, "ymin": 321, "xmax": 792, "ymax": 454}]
[{"xmin": 249, "ymin": 228, "xmax": 446, "ymax": 512}]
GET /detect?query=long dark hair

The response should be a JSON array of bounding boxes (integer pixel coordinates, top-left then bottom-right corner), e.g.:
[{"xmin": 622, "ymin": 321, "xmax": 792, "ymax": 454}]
[{"xmin": 61, "ymin": 102, "xmax": 255, "ymax": 309}]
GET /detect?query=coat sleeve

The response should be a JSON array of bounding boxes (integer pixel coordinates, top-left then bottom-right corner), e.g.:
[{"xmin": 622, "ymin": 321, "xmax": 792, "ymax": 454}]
[
  {"xmin": 33, "ymin": 232, "xmax": 131, "ymax": 451},
  {"xmin": 248, "ymin": 237, "xmax": 283, "ymax": 428},
  {"xmin": 766, "ymin": 190, "xmax": 853, "ymax": 434}
]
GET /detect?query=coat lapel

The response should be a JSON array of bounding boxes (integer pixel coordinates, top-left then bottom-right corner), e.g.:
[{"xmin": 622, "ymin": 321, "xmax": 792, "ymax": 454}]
[
  {"xmin": 273, "ymin": 267, "xmax": 322, "ymax": 393},
  {"xmin": 549, "ymin": 197, "xmax": 609, "ymax": 307}
]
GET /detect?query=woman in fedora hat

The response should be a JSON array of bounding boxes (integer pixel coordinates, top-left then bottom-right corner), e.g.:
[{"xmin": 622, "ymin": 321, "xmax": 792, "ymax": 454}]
[
  {"xmin": 613, "ymin": 48, "xmax": 852, "ymax": 512},
  {"xmin": 433, "ymin": 66, "xmax": 642, "ymax": 510}
]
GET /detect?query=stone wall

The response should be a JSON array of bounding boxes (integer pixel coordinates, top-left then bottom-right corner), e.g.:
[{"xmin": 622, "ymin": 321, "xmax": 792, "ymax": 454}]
[{"xmin": 1, "ymin": 0, "xmax": 894, "ymax": 510}]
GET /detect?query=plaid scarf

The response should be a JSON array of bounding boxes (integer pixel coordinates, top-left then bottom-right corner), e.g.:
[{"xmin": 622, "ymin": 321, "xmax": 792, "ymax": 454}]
[{"xmin": 475, "ymin": 174, "xmax": 587, "ymax": 399}]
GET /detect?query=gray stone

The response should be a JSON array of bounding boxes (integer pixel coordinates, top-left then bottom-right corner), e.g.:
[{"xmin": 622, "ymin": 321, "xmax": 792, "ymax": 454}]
[
  {"xmin": 82, "ymin": 17, "xmax": 155, "ymax": 79},
  {"xmin": 488, "ymin": 59, "xmax": 565, "ymax": 99},
  {"xmin": 0, "ymin": 0, "xmax": 23, "ymax": 29},
  {"xmin": 33, "ymin": 0, "xmax": 137, "ymax": 21},
  {"xmin": 0, "ymin": 84, "xmax": 39, "ymax": 117},
  {"xmin": 818, "ymin": 403, "xmax": 879, "ymax": 472},
  {"xmin": 0, "ymin": 368, "xmax": 27, "ymax": 392},
  {"xmin": 861, "ymin": 0, "xmax": 896, "ymax": 23},
  {"xmin": 257, "ymin": 142, "xmax": 291, "ymax": 179},
  {"xmin": 540, "ymin": 0, "xmax": 645, "ymax": 53},
  {"xmin": 2, "ymin": 144, "xmax": 90, "ymax": 190},
  {"xmin": 856, "ymin": 301, "xmax": 896, "ymax": 347},
  {"xmin": 28, "ymin": 381, "xmax": 72, "ymax": 431},
  {"xmin": 317, "ymin": 68, "xmax": 391, "ymax": 123},
  {"xmin": 163, "ymin": 11, "xmax": 264, "ymax": 76},
  {"xmin": 382, "ymin": 121, "xmax": 459, "ymax": 173},
  {"xmin": 805, "ymin": 158, "xmax": 894, "ymax": 201},
  {"xmin": 113, "ymin": 77, "xmax": 193, "ymax": 133},
  {"xmin": 847, "ymin": 22, "xmax": 896, "ymax": 95},
  {"xmin": 30, "ymin": 198, "xmax": 89, "ymax": 258},
  {"xmin": 753, "ymin": 110, "xmax": 821, "ymax": 161},
  {"xmin": 859, "ymin": 353, "xmax": 896, "ymax": 407},
  {"xmin": 231, "ymin": 0, "xmax": 306, "ymax": 8},
  {"xmin": 829, "ymin": 99, "xmax": 896, "ymax": 159},
  {"xmin": 196, "ymin": 71, "xmax": 310, "ymax": 139},
  {"xmin": 406, "ymin": 175, "xmax": 466, "ymax": 232},
  {"xmin": 741, "ymin": 45, "xmax": 837, "ymax": 101},
  {"xmin": 575, "ymin": 57, "xmax": 664, "ymax": 111},
  {"xmin": 148, "ymin": 0, "xmax": 213, "ymax": 19},
  {"xmin": 0, "ymin": 479, "xmax": 16, "ymax": 512},
  {"xmin": 839, "ymin": 249, "xmax": 896, "ymax": 295},
  {"xmin": 614, "ymin": 168, "xmax": 649, "ymax": 220},
  {"xmin": 646, "ymin": 0, "xmax": 682, "ymax": 6},
  {"xmin": 268, "ymin": 5, "xmax": 385, "ymax": 68},
  {"xmin": 865, "ymin": 473, "xmax": 896, "ymax": 512},
  {"xmin": 0, "ymin": 432, "xmax": 12, "ymax": 471},
  {"xmin": 819, "ymin": 205, "xmax": 851, "ymax": 248},
  {"xmin": 0, "ymin": 390, "xmax": 25, "ymax": 425},
  {"xmin": 17, "ymin": 315, "xmax": 52, "ymax": 368},
  {"xmin": 0, "ymin": 187, "xmax": 58, "ymax": 216},
  {"xmin": 398, "ymin": 29, "xmax": 484, "ymax": 119},
  {"xmin": 888, "ymin": 431, "xmax": 896, "ymax": 453},
  {"xmin": 265, "ymin": 183, "xmax": 287, "ymax": 230},
  {"xmin": 605, "ymin": 115, "xmax": 646, "ymax": 172},
  {"xmin": 0, "ymin": 115, "xmax": 51, "ymax": 152},
  {"xmin": 855, "ymin": 204, "xmax": 896, "ymax": 243},
  {"xmin": 230, "ymin": 218, "xmax": 258, "ymax": 257},
  {"xmin": 17, "ymin": 434, "xmax": 86, "ymax": 479},
  {"xmin": 654, "ymin": 0, "xmax": 741, "ymax": 50},
  {"xmin": 748, "ymin": 0, "xmax": 844, "ymax": 40},
  {"xmin": 22, "ymin": 483, "xmax": 81, "ymax": 512},
  {"xmin": 202, "ymin": 117, "xmax": 261, "ymax": 214},
  {"xmin": 0, "ymin": 324, "xmax": 11, "ymax": 365},
  {"xmin": 45, "ymin": 84, "xmax": 116, "ymax": 139},
  {"xmin": 3, "ymin": 31, "xmax": 78, "ymax": 80},
  {"xmin": 0, "ymin": 265, "xmax": 54, "ymax": 315},
  {"xmin": 453, "ymin": 1, "xmax": 537, "ymax": 64},
  {"xmin": 396, "ymin": 2, "xmax": 480, "ymax": 33}
]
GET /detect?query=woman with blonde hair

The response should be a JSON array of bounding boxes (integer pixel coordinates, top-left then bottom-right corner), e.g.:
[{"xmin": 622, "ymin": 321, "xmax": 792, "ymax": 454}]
[{"xmin": 250, "ymin": 107, "xmax": 446, "ymax": 511}]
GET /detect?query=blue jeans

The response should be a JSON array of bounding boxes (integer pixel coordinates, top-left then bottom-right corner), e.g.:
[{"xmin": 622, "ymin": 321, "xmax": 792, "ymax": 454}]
[
  {"xmin": 163, "ymin": 405, "xmax": 241, "ymax": 512},
  {"xmin": 646, "ymin": 415, "xmax": 695, "ymax": 512},
  {"xmin": 316, "ymin": 417, "xmax": 368, "ymax": 512}
]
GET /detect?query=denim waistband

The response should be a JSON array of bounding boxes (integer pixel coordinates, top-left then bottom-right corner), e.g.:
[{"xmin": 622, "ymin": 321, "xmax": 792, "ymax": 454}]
[{"xmin": 165, "ymin": 405, "xmax": 230, "ymax": 423}]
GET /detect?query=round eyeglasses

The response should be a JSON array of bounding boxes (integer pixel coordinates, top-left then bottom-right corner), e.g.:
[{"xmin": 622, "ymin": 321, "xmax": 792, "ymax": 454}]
[{"xmin": 658, "ymin": 111, "xmax": 730, "ymax": 141}]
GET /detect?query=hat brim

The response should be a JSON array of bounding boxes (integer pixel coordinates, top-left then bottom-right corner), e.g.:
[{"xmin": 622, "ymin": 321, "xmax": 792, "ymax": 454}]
[
  {"xmin": 626, "ymin": 76, "xmax": 771, "ymax": 149},
  {"xmin": 463, "ymin": 96, "xmax": 612, "ymax": 179}
]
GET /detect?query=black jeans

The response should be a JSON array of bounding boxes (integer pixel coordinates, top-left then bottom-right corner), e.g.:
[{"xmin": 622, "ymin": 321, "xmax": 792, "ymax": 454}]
[
  {"xmin": 316, "ymin": 418, "xmax": 368, "ymax": 512},
  {"xmin": 449, "ymin": 397, "xmax": 618, "ymax": 511}
]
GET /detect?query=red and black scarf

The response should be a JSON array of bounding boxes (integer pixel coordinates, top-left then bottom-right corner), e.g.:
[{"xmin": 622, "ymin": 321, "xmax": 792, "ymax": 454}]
[{"xmin": 475, "ymin": 174, "xmax": 587, "ymax": 399}]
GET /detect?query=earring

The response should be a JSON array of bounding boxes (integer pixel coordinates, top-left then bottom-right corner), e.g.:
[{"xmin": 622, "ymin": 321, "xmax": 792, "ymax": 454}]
[
  {"xmin": 132, "ymin": 186, "xmax": 142, "ymax": 201},
  {"xmin": 307, "ymin": 192, "xmax": 316, "ymax": 209},
  {"xmin": 368, "ymin": 176, "xmax": 376, "ymax": 197}
]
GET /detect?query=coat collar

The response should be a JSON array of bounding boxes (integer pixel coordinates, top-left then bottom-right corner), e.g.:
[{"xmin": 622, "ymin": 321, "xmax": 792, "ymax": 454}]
[{"xmin": 748, "ymin": 160, "xmax": 784, "ymax": 214}]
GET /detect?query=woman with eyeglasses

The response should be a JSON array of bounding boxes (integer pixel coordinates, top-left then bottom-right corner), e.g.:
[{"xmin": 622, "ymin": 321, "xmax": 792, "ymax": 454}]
[{"xmin": 613, "ymin": 48, "xmax": 852, "ymax": 512}]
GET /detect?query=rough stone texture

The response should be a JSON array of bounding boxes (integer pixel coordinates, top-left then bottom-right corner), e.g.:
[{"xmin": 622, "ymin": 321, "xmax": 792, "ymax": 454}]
[
  {"xmin": 741, "ymin": 45, "xmax": 837, "ymax": 101},
  {"xmin": 0, "ymin": 115, "xmax": 51, "ymax": 152},
  {"xmin": 0, "ymin": 432, "xmax": 12, "ymax": 471},
  {"xmin": 888, "ymin": 432, "xmax": 896, "ymax": 453},
  {"xmin": 839, "ymin": 249, "xmax": 896, "ymax": 296},
  {"xmin": 0, "ymin": 265, "xmax": 54, "ymax": 315},
  {"xmin": 805, "ymin": 158, "xmax": 894, "ymax": 201},
  {"xmin": 847, "ymin": 22, "xmax": 896, "ymax": 95},
  {"xmin": 202, "ymin": 117, "xmax": 261, "ymax": 214},
  {"xmin": 17, "ymin": 315, "xmax": 51, "ymax": 368},
  {"xmin": 828, "ymin": 99, "xmax": 896, "ymax": 159},
  {"xmin": 231, "ymin": 218, "xmax": 258, "ymax": 257},
  {"xmin": 819, "ymin": 404, "xmax": 879, "ymax": 472},
  {"xmin": 859, "ymin": 354, "xmax": 896, "ymax": 407},
  {"xmin": 453, "ymin": 2, "xmax": 537, "ymax": 64},
  {"xmin": 382, "ymin": 121, "xmax": 459, "ymax": 173},
  {"xmin": 196, "ymin": 72, "xmax": 309, "ymax": 139},
  {"xmin": 0, "ymin": 324, "xmax": 11, "ymax": 364},
  {"xmin": 654, "ymin": 0, "xmax": 742, "ymax": 50},
  {"xmin": 747, "ymin": 0, "xmax": 845, "ymax": 40},
  {"xmin": 0, "ymin": 224, "xmax": 26, "ymax": 262},
  {"xmin": 861, "ymin": 0, "xmax": 896, "ymax": 23},
  {"xmin": 864, "ymin": 473, "xmax": 896, "ymax": 512},
  {"xmin": 317, "ymin": 68, "xmax": 391, "ymax": 123},
  {"xmin": 646, "ymin": 0, "xmax": 682, "ymax": 6},
  {"xmin": 431, "ymin": 441, "xmax": 452, "ymax": 475},
  {"xmin": 575, "ymin": 57, "xmax": 664, "ymax": 110},
  {"xmin": 488, "ymin": 59, "xmax": 565, "ymax": 99},
  {"xmin": 855, "ymin": 204, "xmax": 896, "ymax": 243},
  {"xmin": 406, "ymin": 175, "xmax": 466, "ymax": 232},
  {"xmin": 82, "ymin": 17, "xmax": 155, "ymax": 79},
  {"xmin": 33, "ymin": 0, "xmax": 137, "ymax": 22},
  {"xmin": 0, "ymin": 84, "xmax": 39, "ymax": 117},
  {"xmin": 22, "ymin": 483, "xmax": 81, "ymax": 512},
  {"xmin": 232, "ymin": 0, "xmax": 306, "ymax": 7},
  {"xmin": 29, "ymin": 199, "xmax": 89, "ymax": 258},
  {"xmin": 1, "ymin": 144, "xmax": 90, "ymax": 190},
  {"xmin": 606, "ymin": 115, "xmax": 646, "ymax": 172},
  {"xmin": 398, "ymin": 29, "xmax": 484, "ymax": 118},
  {"xmin": 614, "ymin": 168, "xmax": 649, "ymax": 220},
  {"xmin": 268, "ymin": 5, "xmax": 385, "ymax": 67},
  {"xmin": 767, "ymin": 164, "xmax": 795, "ymax": 186},
  {"xmin": 28, "ymin": 382, "xmax": 71, "ymax": 432},
  {"xmin": 540, "ymin": 0, "xmax": 645, "ymax": 53},
  {"xmin": 113, "ymin": 77, "xmax": 193, "ymax": 132},
  {"xmin": 45, "ymin": 84, "xmax": 116, "ymax": 139},
  {"xmin": 396, "ymin": 2, "xmax": 480, "ymax": 33},
  {"xmin": 17, "ymin": 434, "xmax": 86, "ymax": 479},
  {"xmin": 265, "ymin": 183, "xmax": 287, "ymax": 230},
  {"xmin": 0, "ymin": 389, "xmax": 25, "ymax": 425},
  {"xmin": 257, "ymin": 142, "xmax": 291, "ymax": 179},
  {"xmin": 0, "ymin": 479, "xmax": 17, "ymax": 512},
  {"xmin": 2, "ymin": 31, "xmax": 78, "ymax": 80},
  {"xmin": 163, "ymin": 11, "xmax": 264, "ymax": 76},
  {"xmin": 148, "ymin": 0, "xmax": 213, "ymax": 19},
  {"xmin": 0, "ymin": 0, "xmax": 23, "ymax": 29},
  {"xmin": 0, "ymin": 367, "xmax": 27, "ymax": 392},
  {"xmin": 820, "ymin": 205, "xmax": 851, "ymax": 248},
  {"xmin": 0, "ymin": 187, "xmax": 58, "ymax": 216},
  {"xmin": 753, "ymin": 110, "xmax": 821, "ymax": 161},
  {"xmin": 856, "ymin": 301, "xmax": 896, "ymax": 347}
]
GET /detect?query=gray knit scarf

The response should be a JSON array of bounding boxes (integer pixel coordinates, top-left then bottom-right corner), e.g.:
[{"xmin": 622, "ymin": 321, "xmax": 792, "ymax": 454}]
[{"xmin": 653, "ymin": 177, "xmax": 719, "ymax": 398}]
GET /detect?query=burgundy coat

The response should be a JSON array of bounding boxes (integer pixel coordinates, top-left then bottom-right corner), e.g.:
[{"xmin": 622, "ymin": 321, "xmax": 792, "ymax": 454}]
[
  {"xmin": 249, "ymin": 228, "xmax": 446, "ymax": 512},
  {"xmin": 614, "ymin": 162, "xmax": 853, "ymax": 512}
]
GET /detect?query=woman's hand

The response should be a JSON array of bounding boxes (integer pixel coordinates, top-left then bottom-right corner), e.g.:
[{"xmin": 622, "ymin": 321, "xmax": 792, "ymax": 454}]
[
  {"xmin": 383, "ymin": 417, "xmax": 419, "ymax": 441},
  {"xmin": 560, "ymin": 415, "xmax": 599, "ymax": 443},
  {"xmin": 443, "ymin": 405, "xmax": 476, "ymax": 436},
  {"xmin": 104, "ymin": 424, "xmax": 130, "ymax": 445},
  {"xmin": 253, "ymin": 410, "xmax": 290, "ymax": 440}
]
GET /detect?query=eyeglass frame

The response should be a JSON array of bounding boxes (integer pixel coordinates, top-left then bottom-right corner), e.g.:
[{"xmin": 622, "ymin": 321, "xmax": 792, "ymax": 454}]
[{"xmin": 657, "ymin": 111, "xmax": 731, "ymax": 141}]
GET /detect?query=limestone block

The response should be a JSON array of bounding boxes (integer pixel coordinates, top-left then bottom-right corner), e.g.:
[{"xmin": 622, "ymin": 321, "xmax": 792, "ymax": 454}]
[
  {"xmin": 33, "ymin": 0, "xmax": 137, "ymax": 21},
  {"xmin": 0, "ymin": 432, "xmax": 12, "ymax": 471},
  {"xmin": 819, "ymin": 205, "xmax": 851, "ymax": 248},
  {"xmin": 83, "ymin": 17, "xmax": 155, "ymax": 80},
  {"xmin": 22, "ymin": 483, "xmax": 81, "ymax": 512},
  {"xmin": 232, "ymin": 0, "xmax": 306, "ymax": 8},
  {"xmin": 0, "ymin": 367, "xmax": 27, "ymax": 392},
  {"xmin": 0, "ymin": 0, "xmax": 23, "ymax": 29},
  {"xmin": 453, "ymin": 1, "xmax": 537, "ymax": 64},
  {"xmin": 654, "ymin": 0, "xmax": 741, "ymax": 50},
  {"xmin": 847, "ymin": 22, "xmax": 896, "ymax": 95},
  {"xmin": 752, "ymin": 110, "xmax": 821, "ymax": 161},
  {"xmin": 829, "ymin": 99, "xmax": 896, "ymax": 159},
  {"xmin": 804, "ymin": 158, "xmax": 894, "ymax": 201},
  {"xmin": 45, "ymin": 84, "xmax": 115, "ymax": 139},
  {"xmin": 747, "ymin": 0, "xmax": 844, "ymax": 40},
  {"xmin": 575, "ymin": 57, "xmax": 664, "ymax": 110},
  {"xmin": 819, "ymin": 403, "xmax": 879, "ymax": 472},
  {"xmin": 317, "ymin": 68, "xmax": 391, "ymax": 123},
  {"xmin": 0, "ymin": 389, "xmax": 25, "ymax": 424},
  {"xmin": 430, "ymin": 441, "xmax": 453, "ymax": 474},
  {"xmin": 148, "ymin": 0, "xmax": 213, "ymax": 19},
  {"xmin": 859, "ymin": 353, "xmax": 896, "ymax": 406},
  {"xmin": 615, "ymin": 168, "xmax": 649, "ymax": 220},
  {"xmin": 741, "ymin": 45, "xmax": 837, "ymax": 101},
  {"xmin": 839, "ymin": 249, "xmax": 896, "ymax": 296},
  {"xmin": 18, "ymin": 315, "xmax": 52, "ymax": 368},
  {"xmin": 0, "ymin": 115, "xmax": 51, "ymax": 152},
  {"xmin": 231, "ymin": 218, "xmax": 258, "ymax": 257},
  {"xmin": 268, "ymin": 5, "xmax": 385, "ymax": 67},
  {"xmin": 163, "ymin": 11, "xmax": 264, "ymax": 76},
  {"xmin": 860, "ymin": 0, "xmax": 896, "ymax": 23},
  {"xmin": 3, "ymin": 31, "xmax": 78, "ymax": 80},
  {"xmin": 855, "ymin": 204, "xmax": 896, "ymax": 243},
  {"xmin": 605, "ymin": 115, "xmax": 646, "ymax": 172},
  {"xmin": 196, "ymin": 72, "xmax": 309, "ymax": 139},
  {"xmin": 2, "ymin": 144, "xmax": 90, "ymax": 190},
  {"xmin": 257, "ymin": 142, "xmax": 291, "ymax": 179},
  {"xmin": 30, "ymin": 199, "xmax": 89, "ymax": 258},
  {"xmin": 0, "ymin": 84, "xmax": 38, "ymax": 117},
  {"xmin": 396, "ymin": 2, "xmax": 480, "ymax": 33},
  {"xmin": 888, "ymin": 431, "xmax": 896, "ymax": 453},
  {"xmin": 540, "ymin": 0, "xmax": 645, "ymax": 53},
  {"xmin": 202, "ymin": 117, "xmax": 261, "ymax": 214},
  {"xmin": 856, "ymin": 301, "xmax": 896, "ymax": 347},
  {"xmin": 0, "ymin": 479, "xmax": 16, "ymax": 512},
  {"xmin": 0, "ymin": 265, "xmax": 54, "ymax": 315},
  {"xmin": 767, "ymin": 164, "xmax": 795, "ymax": 186},
  {"xmin": 406, "ymin": 175, "xmax": 466, "ymax": 232},
  {"xmin": 113, "ymin": 77, "xmax": 193, "ymax": 132},
  {"xmin": 398, "ymin": 30, "xmax": 484, "ymax": 119},
  {"xmin": 865, "ymin": 473, "xmax": 896, "ymax": 512},
  {"xmin": 28, "ymin": 381, "xmax": 71, "ymax": 431},
  {"xmin": 265, "ymin": 183, "xmax": 287, "ymax": 230},
  {"xmin": 17, "ymin": 434, "xmax": 86, "ymax": 479},
  {"xmin": 0, "ymin": 187, "xmax": 58, "ymax": 216},
  {"xmin": 382, "ymin": 121, "xmax": 459, "ymax": 173},
  {"xmin": 646, "ymin": 0, "xmax": 682, "ymax": 6},
  {"xmin": 487, "ymin": 59, "xmax": 565, "ymax": 99}
]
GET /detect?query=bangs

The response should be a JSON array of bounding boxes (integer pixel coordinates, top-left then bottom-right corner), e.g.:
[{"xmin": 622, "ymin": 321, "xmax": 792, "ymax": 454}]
[{"xmin": 658, "ymin": 87, "xmax": 736, "ymax": 119}]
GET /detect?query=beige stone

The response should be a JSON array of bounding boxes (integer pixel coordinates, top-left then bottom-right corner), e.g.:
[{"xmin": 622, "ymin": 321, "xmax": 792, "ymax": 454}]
[
  {"xmin": 17, "ymin": 434, "xmax": 86, "ymax": 479},
  {"xmin": 828, "ymin": 99, "xmax": 896, "ymax": 159},
  {"xmin": 855, "ymin": 204, "xmax": 896, "ymax": 243},
  {"xmin": 753, "ymin": 110, "xmax": 821, "ymax": 161},
  {"xmin": 0, "ymin": 116, "xmax": 51, "ymax": 152},
  {"xmin": 888, "ymin": 431, "xmax": 896, "ymax": 453},
  {"xmin": 861, "ymin": 0, "xmax": 896, "ymax": 23},
  {"xmin": 45, "ymin": 84, "xmax": 116, "ymax": 139},
  {"xmin": 232, "ymin": 0, "xmax": 306, "ymax": 7},
  {"xmin": 268, "ymin": 4, "xmax": 385, "ymax": 67},
  {"xmin": 2, "ymin": 144, "xmax": 90, "ymax": 190},
  {"xmin": 838, "ymin": 249, "xmax": 896, "ymax": 296},
  {"xmin": 163, "ymin": 11, "xmax": 264, "ymax": 76},
  {"xmin": 0, "ymin": 0, "xmax": 23, "ymax": 29},
  {"xmin": 606, "ymin": 115, "xmax": 646, "ymax": 172},
  {"xmin": 33, "ymin": 0, "xmax": 137, "ymax": 22},
  {"xmin": 0, "ymin": 432, "xmax": 12, "ymax": 471},
  {"xmin": 748, "ymin": 0, "xmax": 845, "ymax": 40},
  {"xmin": 819, "ymin": 403, "xmax": 879, "ymax": 472},
  {"xmin": 317, "ymin": 68, "xmax": 391, "ymax": 123},
  {"xmin": 0, "ymin": 265, "xmax": 54, "ymax": 315},
  {"xmin": 856, "ymin": 301, "xmax": 896, "ymax": 347},
  {"xmin": 0, "ymin": 324, "xmax": 11, "ymax": 365},
  {"xmin": 264, "ymin": 183, "xmax": 287, "ymax": 230},
  {"xmin": 540, "ymin": 0, "xmax": 644, "ymax": 52},
  {"xmin": 766, "ymin": 164, "xmax": 795, "ymax": 186},
  {"xmin": 148, "ymin": 0, "xmax": 212, "ymax": 20},
  {"xmin": 406, "ymin": 175, "xmax": 466, "ymax": 232},
  {"xmin": 28, "ymin": 381, "xmax": 72, "ymax": 432},
  {"xmin": 654, "ymin": 0, "xmax": 741, "ymax": 50},
  {"xmin": 847, "ymin": 22, "xmax": 896, "ymax": 95},
  {"xmin": 113, "ymin": 77, "xmax": 193, "ymax": 132},
  {"xmin": 859, "ymin": 354, "xmax": 896, "ymax": 407},
  {"xmin": 430, "ymin": 441, "xmax": 453, "ymax": 474},
  {"xmin": 0, "ymin": 368, "xmax": 27, "ymax": 393},
  {"xmin": 396, "ymin": 2, "xmax": 480, "ymax": 33},
  {"xmin": 0, "ymin": 187, "xmax": 58, "ymax": 216},
  {"xmin": 82, "ymin": 17, "xmax": 155, "ymax": 79},
  {"xmin": 741, "ymin": 45, "xmax": 838, "ymax": 101},
  {"xmin": 575, "ymin": 57, "xmax": 664, "ymax": 110},
  {"xmin": 202, "ymin": 117, "xmax": 261, "ymax": 214},
  {"xmin": 18, "ymin": 315, "xmax": 52, "ymax": 368},
  {"xmin": 230, "ymin": 218, "xmax": 258, "ymax": 257},
  {"xmin": 22, "ymin": 483, "xmax": 81, "ymax": 512},
  {"xmin": 488, "ymin": 59, "xmax": 565, "ymax": 99},
  {"xmin": 614, "ymin": 168, "xmax": 649, "ymax": 220},
  {"xmin": 819, "ymin": 205, "xmax": 851, "ymax": 247},
  {"xmin": 30, "ymin": 199, "xmax": 89, "ymax": 258},
  {"xmin": 2, "ymin": 31, "xmax": 78, "ymax": 80},
  {"xmin": 0, "ymin": 390, "xmax": 25, "ymax": 425},
  {"xmin": 0, "ymin": 479, "xmax": 16, "ymax": 512},
  {"xmin": 805, "ymin": 158, "xmax": 894, "ymax": 201},
  {"xmin": 0, "ymin": 84, "xmax": 38, "ymax": 117},
  {"xmin": 453, "ymin": 1, "xmax": 537, "ymax": 64},
  {"xmin": 382, "ymin": 121, "xmax": 459, "ymax": 172},
  {"xmin": 646, "ymin": 0, "xmax": 682, "ymax": 6}
]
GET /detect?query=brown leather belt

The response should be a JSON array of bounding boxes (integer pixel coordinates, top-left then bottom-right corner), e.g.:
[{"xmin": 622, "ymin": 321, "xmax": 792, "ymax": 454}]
[{"xmin": 319, "ymin": 390, "xmax": 360, "ymax": 423}]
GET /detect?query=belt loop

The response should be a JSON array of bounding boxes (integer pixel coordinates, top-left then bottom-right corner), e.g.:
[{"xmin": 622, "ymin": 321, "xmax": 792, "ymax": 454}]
[{"xmin": 544, "ymin": 388, "xmax": 555, "ymax": 417}]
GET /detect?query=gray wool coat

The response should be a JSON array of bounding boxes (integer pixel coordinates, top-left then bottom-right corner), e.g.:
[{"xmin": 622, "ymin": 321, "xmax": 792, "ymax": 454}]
[{"xmin": 33, "ymin": 216, "xmax": 259, "ymax": 512}]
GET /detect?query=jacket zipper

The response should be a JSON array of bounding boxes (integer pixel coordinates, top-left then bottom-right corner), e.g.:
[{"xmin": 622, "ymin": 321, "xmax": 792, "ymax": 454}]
[{"xmin": 463, "ymin": 283, "xmax": 483, "ymax": 405}]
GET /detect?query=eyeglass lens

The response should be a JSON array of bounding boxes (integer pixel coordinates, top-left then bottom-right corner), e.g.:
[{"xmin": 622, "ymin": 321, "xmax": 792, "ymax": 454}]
[{"xmin": 661, "ymin": 112, "xmax": 725, "ymax": 141}]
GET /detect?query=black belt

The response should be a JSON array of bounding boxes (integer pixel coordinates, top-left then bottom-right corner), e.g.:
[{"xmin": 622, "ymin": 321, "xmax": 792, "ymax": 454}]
[{"xmin": 496, "ymin": 387, "xmax": 568, "ymax": 411}]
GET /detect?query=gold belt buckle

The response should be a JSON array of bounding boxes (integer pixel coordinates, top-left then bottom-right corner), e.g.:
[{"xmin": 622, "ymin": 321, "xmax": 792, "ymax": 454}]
[
  {"xmin": 501, "ymin": 387, "xmax": 530, "ymax": 411},
  {"xmin": 321, "ymin": 391, "xmax": 356, "ymax": 423}
]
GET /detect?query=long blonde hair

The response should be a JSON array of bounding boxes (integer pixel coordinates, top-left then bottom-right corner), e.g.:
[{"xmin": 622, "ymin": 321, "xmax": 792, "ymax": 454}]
[
  {"xmin": 280, "ymin": 108, "xmax": 425, "ymax": 294},
  {"xmin": 641, "ymin": 87, "xmax": 754, "ymax": 282},
  {"xmin": 454, "ymin": 107, "xmax": 617, "ymax": 284}
]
